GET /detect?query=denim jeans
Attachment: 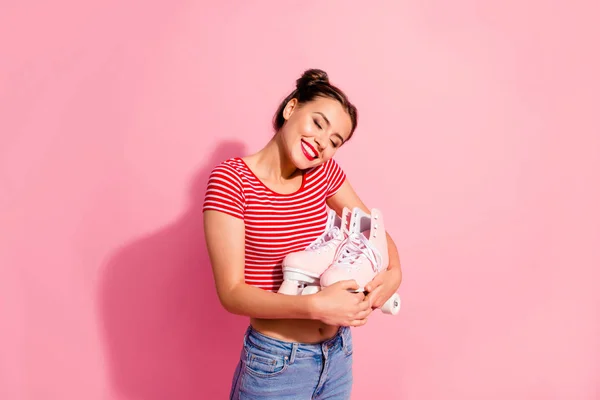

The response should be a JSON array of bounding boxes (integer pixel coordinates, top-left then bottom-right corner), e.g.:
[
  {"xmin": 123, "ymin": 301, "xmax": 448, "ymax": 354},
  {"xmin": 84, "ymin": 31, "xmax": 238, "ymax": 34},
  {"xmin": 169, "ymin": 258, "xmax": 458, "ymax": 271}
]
[{"xmin": 229, "ymin": 325, "xmax": 353, "ymax": 399}]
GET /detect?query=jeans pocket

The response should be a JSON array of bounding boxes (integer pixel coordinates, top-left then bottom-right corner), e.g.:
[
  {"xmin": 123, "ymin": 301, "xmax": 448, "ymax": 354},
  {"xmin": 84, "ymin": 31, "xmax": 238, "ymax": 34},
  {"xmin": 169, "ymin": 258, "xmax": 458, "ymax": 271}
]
[{"xmin": 243, "ymin": 345, "xmax": 289, "ymax": 378}]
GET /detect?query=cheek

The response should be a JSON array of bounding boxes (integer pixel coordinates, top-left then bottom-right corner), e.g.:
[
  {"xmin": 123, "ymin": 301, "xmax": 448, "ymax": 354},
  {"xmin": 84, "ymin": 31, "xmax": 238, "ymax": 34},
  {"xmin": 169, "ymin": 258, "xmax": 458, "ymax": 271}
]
[
  {"xmin": 285, "ymin": 119, "xmax": 313, "ymax": 140},
  {"xmin": 323, "ymin": 147, "xmax": 338, "ymax": 159},
  {"xmin": 300, "ymin": 119, "xmax": 316, "ymax": 136}
]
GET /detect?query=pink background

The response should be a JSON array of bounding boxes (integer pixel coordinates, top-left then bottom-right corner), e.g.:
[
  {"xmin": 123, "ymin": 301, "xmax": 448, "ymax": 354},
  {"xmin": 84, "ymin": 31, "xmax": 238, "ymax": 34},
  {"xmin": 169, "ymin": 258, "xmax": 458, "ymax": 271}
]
[{"xmin": 1, "ymin": 1, "xmax": 599, "ymax": 399}]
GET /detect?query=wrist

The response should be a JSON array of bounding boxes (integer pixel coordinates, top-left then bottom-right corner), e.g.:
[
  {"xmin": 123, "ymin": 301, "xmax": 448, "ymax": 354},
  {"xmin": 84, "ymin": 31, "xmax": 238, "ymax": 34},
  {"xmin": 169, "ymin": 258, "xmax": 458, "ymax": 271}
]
[{"xmin": 305, "ymin": 292, "xmax": 322, "ymax": 320}]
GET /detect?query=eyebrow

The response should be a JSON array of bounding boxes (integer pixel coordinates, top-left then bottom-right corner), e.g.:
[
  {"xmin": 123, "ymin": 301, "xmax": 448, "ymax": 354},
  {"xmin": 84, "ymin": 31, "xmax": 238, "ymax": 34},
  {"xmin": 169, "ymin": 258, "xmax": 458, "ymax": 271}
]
[
  {"xmin": 315, "ymin": 112, "xmax": 331, "ymax": 127},
  {"xmin": 314, "ymin": 112, "xmax": 346, "ymax": 144},
  {"xmin": 333, "ymin": 133, "xmax": 345, "ymax": 144}
]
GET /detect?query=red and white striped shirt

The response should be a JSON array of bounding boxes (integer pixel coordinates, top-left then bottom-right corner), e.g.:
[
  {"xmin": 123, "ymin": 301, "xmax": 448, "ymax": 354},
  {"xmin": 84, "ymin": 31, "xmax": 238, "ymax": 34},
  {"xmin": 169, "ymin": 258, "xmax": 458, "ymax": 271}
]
[{"xmin": 203, "ymin": 157, "xmax": 346, "ymax": 292}]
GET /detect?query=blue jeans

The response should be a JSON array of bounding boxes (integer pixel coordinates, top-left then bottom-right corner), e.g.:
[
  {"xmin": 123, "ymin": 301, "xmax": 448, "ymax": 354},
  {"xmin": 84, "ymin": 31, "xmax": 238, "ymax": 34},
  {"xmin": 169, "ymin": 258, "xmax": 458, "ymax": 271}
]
[{"xmin": 229, "ymin": 325, "xmax": 354, "ymax": 399}]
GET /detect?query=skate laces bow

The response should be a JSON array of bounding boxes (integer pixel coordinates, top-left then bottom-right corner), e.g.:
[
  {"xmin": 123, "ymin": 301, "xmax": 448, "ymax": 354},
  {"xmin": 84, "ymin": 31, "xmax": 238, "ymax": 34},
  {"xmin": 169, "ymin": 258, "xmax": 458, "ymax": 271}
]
[
  {"xmin": 306, "ymin": 226, "xmax": 343, "ymax": 251},
  {"xmin": 334, "ymin": 232, "xmax": 382, "ymax": 272}
]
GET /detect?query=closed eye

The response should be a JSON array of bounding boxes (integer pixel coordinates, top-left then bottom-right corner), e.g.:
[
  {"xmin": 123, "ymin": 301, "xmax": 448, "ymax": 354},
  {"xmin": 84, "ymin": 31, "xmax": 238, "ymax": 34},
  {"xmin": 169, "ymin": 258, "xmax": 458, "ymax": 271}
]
[
  {"xmin": 313, "ymin": 119, "xmax": 322, "ymax": 129},
  {"xmin": 330, "ymin": 140, "xmax": 340, "ymax": 148}
]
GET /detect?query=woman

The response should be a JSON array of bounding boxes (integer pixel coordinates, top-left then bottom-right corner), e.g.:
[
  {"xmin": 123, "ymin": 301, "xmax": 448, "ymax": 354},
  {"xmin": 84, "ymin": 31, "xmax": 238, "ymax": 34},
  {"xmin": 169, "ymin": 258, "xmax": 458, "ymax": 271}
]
[{"xmin": 203, "ymin": 69, "xmax": 402, "ymax": 399}]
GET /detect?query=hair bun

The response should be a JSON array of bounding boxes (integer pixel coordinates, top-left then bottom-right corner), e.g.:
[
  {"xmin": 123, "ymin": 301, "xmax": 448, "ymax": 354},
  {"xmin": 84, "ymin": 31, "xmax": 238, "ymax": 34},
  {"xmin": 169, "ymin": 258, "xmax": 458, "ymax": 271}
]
[{"xmin": 296, "ymin": 69, "xmax": 329, "ymax": 89}]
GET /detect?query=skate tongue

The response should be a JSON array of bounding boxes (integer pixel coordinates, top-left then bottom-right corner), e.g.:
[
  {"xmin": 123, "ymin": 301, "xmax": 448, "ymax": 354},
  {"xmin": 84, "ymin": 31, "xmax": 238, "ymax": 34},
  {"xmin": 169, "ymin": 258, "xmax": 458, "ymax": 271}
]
[
  {"xmin": 335, "ymin": 233, "xmax": 368, "ymax": 266},
  {"xmin": 335, "ymin": 232, "xmax": 382, "ymax": 272},
  {"xmin": 306, "ymin": 226, "xmax": 342, "ymax": 251}
]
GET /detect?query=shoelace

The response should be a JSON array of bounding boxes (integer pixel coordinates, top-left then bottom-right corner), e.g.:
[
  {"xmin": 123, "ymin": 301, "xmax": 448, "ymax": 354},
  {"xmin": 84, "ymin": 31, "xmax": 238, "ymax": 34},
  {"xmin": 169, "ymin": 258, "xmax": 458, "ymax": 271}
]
[
  {"xmin": 333, "ymin": 232, "xmax": 382, "ymax": 272},
  {"xmin": 306, "ymin": 226, "xmax": 343, "ymax": 251}
]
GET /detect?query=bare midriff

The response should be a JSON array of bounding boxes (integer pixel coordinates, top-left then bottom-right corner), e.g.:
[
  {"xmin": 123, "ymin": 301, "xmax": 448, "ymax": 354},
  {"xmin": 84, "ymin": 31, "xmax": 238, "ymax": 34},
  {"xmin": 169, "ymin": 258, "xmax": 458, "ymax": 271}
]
[{"xmin": 250, "ymin": 317, "xmax": 340, "ymax": 344}]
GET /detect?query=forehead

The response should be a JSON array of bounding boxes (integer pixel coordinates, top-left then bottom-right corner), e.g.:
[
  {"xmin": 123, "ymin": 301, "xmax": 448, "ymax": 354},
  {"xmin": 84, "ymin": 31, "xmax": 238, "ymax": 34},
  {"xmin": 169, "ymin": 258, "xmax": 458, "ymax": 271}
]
[{"xmin": 303, "ymin": 97, "xmax": 353, "ymax": 140}]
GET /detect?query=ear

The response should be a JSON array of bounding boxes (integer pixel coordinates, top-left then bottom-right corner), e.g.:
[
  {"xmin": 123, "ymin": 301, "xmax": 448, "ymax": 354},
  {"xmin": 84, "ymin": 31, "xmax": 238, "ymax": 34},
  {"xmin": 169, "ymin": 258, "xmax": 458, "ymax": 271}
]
[{"xmin": 282, "ymin": 98, "xmax": 298, "ymax": 121}]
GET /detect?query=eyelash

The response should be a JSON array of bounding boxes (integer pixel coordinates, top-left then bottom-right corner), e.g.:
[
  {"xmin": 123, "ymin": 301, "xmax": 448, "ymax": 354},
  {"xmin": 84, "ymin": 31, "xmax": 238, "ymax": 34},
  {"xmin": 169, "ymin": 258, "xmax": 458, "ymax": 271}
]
[{"xmin": 314, "ymin": 118, "xmax": 340, "ymax": 148}]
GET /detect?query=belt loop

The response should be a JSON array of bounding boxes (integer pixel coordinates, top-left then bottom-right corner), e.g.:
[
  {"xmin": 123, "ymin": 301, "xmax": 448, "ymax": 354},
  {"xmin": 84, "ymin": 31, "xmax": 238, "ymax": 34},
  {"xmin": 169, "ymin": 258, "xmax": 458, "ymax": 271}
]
[
  {"xmin": 243, "ymin": 326, "xmax": 251, "ymax": 346},
  {"xmin": 339, "ymin": 327, "xmax": 347, "ymax": 351},
  {"xmin": 245, "ymin": 325, "xmax": 252, "ymax": 337},
  {"xmin": 289, "ymin": 343, "xmax": 298, "ymax": 364}
]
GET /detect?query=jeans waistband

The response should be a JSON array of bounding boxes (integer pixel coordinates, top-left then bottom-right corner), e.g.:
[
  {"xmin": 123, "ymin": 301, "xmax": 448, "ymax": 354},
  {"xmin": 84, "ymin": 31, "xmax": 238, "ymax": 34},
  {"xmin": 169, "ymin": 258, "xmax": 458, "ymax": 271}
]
[{"xmin": 244, "ymin": 325, "xmax": 351, "ymax": 360}]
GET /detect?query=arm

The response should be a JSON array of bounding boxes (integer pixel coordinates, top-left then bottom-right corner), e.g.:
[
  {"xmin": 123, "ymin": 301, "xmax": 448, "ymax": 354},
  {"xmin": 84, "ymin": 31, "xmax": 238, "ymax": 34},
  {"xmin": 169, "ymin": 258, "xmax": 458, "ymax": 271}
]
[
  {"xmin": 204, "ymin": 210, "xmax": 316, "ymax": 319},
  {"xmin": 203, "ymin": 209, "xmax": 371, "ymax": 324},
  {"xmin": 326, "ymin": 179, "xmax": 403, "ymax": 307}
]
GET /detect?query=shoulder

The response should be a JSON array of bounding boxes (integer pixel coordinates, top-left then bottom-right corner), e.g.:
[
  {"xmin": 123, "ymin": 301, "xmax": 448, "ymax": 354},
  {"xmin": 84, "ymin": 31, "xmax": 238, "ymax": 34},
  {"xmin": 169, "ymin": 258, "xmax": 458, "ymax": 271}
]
[
  {"xmin": 323, "ymin": 158, "xmax": 343, "ymax": 171},
  {"xmin": 312, "ymin": 158, "xmax": 346, "ymax": 197},
  {"xmin": 211, "ymin": 157, "xmax": 246, "ymax": 174},
  {"xmin": 208, "ymin": 157, "xmax": 247, "ymax": 184},
  {"xmin": 321, "ymin": 158, "xmax": 345, "ymax": 181},
  {"xmin": 308, "ymin": 158, "xmax": 344, "ymax": 176},
  {"xmin": 204, "ymin": 157, "xmax": 247, "ymax": 217}
]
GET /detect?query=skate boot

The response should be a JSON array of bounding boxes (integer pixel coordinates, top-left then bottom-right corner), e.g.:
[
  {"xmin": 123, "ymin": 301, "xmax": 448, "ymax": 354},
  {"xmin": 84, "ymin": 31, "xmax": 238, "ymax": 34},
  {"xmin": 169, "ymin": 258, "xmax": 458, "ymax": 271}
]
[
  {"xmin": 278, "ymin": 208, "xmax": 350, "ymax": 295},
  {"xmin": 320, "ymin": 207, "xmax": 401, "ymax": 315}
]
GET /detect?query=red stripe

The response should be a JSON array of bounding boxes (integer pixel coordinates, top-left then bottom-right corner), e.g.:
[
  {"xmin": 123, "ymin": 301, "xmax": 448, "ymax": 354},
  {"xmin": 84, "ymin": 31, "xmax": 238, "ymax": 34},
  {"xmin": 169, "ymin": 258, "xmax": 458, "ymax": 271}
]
[{"xmin": 203, "ymin": 157, "xmax": 346, "ymax": 292}]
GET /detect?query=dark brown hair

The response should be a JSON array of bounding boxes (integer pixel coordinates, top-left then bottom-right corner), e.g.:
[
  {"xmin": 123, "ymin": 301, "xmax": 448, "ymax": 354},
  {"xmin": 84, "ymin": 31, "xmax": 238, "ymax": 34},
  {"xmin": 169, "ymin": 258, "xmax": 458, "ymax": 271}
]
[{"xmin": 273, "ymin": 69, "xmax": 358, "ymax": 140}]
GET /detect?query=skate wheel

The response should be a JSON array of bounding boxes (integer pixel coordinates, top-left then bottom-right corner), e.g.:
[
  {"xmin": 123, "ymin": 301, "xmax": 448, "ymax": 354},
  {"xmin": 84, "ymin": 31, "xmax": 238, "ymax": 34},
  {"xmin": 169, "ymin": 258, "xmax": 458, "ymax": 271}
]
[
  {"xmin": 278, "ymin": 280, "xmax": 301, "ymax": 295},
  {"xmin": 301, "ymin": 285, "xmax": 321, "ymax": 295},
  {"xmin": 381, "ymin": 293, "xmax": 401, "ymax": 315}
]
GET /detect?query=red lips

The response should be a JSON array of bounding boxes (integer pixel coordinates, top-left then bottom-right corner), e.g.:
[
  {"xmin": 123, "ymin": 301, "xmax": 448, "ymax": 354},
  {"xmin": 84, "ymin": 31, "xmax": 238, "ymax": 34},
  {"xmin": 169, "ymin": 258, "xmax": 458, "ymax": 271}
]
[
  {"xmin": 301, "ymin": 139, "xmax": 318, "ymax": 161},
  {"xmin": 302, "ymin": 140, "xmax": 318, "ymax": 156}
]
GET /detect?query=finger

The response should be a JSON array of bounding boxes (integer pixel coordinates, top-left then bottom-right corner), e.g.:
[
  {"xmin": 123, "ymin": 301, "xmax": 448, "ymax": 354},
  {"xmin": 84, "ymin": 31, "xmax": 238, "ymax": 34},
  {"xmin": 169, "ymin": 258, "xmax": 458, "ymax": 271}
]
[
  {"xmin": 357, "ymin": 299, "xmax": 371, "ymax": 311},
  {"xmin": 370, "ymin": 296, "xmax": 386, "ymax": 309},
  {"xmin": 365, "ymin": 284, "xmax": 383, "ymax": 299},
  {"xmin": 350, "ymin": 318, "xmax": 368, "ymax": 327},
  {"xmin": 365, "ymin": 273, "xmax": 385, "ymax": 293},
  {"xmin": 365, "ymin": 286, "xmax": 384, "ymax": 308},
  {"xmin": 354, "ymin": 308, "xmax": 373, "ymax": 320},
  {"xmin": 351, "ymin": 291, "xmax": 366, "ymax": 302},
  {"xmin": 335, "ymin": 279, "xmax": 360, "ymax": 291}
]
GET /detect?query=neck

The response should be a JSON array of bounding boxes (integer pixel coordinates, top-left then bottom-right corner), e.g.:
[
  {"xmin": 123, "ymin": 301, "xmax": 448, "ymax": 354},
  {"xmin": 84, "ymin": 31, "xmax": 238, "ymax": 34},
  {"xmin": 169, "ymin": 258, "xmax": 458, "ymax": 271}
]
[{"xmin": 253, "ymin": 132, "xmax": 299, "ymax": 181}]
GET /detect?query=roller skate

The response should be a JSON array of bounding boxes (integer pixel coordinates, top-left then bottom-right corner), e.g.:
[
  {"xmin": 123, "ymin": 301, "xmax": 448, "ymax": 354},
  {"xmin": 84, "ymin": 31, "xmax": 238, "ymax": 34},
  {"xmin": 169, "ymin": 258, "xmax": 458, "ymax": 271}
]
[
  {"xmin": 320, "ymin": 207, "xmax": 401, "ymax": 315},
  {"xmin": 277, "ymin": 208, "xmax": 351, "ymax": 295}
]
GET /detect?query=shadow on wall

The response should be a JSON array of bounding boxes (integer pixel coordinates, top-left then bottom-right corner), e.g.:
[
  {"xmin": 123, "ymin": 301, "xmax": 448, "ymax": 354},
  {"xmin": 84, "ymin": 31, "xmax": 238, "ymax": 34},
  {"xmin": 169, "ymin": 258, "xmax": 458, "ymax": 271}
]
[{"xmin": 98, "ymin": 141, "xmax": 248, "ymax": 400}]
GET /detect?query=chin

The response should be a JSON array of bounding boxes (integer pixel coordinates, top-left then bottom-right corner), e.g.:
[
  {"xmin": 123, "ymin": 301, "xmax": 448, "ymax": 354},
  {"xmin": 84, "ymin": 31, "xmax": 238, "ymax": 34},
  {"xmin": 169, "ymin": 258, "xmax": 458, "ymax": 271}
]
[
  {"xmin": 289, "ymin": 151, "xmax": 314, "ymax": 170},
  {"xmin": 287, "ymin": 138, "xmax": 323, "ymax": 170},
  {"xmin": 290, "ymin": 153, "xmax": 310, "ymax": 170}
]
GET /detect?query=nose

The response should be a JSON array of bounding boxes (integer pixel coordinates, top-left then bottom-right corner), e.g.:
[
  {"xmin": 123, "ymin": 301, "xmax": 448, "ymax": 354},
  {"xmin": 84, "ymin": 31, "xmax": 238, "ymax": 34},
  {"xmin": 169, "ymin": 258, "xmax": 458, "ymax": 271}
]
[{"xmin": 314, "ymin": 137, "xmax": 325, "ymax": 151}]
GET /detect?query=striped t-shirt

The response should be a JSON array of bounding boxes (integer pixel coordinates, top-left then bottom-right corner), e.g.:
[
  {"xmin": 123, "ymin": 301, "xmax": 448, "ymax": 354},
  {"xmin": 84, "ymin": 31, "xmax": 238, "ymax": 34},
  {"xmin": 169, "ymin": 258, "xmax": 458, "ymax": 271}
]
[{"xmin": 202, "ymin": 157, "xmax": 346, "ymax": 292}]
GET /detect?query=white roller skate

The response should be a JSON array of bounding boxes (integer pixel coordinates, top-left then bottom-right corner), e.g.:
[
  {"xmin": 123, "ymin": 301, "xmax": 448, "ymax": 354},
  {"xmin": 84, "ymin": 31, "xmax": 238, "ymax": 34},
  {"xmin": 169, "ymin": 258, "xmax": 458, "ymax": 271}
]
[
  {"xmin": 320, "ymin": 207, "xmax": 401, "ymax": 315},
  {"xmin": 277, "ymin": 208, "xmax": 350, "ymax": 295}
]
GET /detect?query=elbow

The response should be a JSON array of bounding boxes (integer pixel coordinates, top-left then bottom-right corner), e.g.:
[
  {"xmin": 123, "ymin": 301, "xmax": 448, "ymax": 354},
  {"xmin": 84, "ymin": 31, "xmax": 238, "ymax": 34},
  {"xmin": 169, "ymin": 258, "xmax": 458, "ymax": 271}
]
[
  {"xmin": 217, "ymin": 292, "xmax": 237, "ymax": 314},
  {"xmin": 216, "ymin": 283, "xmax": 245, "ymax": 315},
  {"xmin": 220, "ymin": 298, "xmax": 242, "ymax": 315}
]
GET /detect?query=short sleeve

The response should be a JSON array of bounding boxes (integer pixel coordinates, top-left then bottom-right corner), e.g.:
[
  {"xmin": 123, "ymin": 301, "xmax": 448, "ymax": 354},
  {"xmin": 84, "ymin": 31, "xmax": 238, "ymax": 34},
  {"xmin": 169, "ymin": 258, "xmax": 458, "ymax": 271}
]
[
  {"xmin": 203, "ymin": 164, "xmax": 245, "ymax": 220},
  {"xmin": 325, "ymin": 158, "xmax": 346, "ymax": 198}
]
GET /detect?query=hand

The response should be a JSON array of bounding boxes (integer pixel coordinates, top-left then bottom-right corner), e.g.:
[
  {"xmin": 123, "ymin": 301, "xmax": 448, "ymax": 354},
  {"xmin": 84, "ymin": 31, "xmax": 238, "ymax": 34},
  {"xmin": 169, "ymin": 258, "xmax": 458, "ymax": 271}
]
[
  {"xmin": 364, "ymin": 269, "xmax": 401, "ymax": 310},
  {"xmin": 312, "ymin": 280, "xmax": 372, "ymax": 327}
]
